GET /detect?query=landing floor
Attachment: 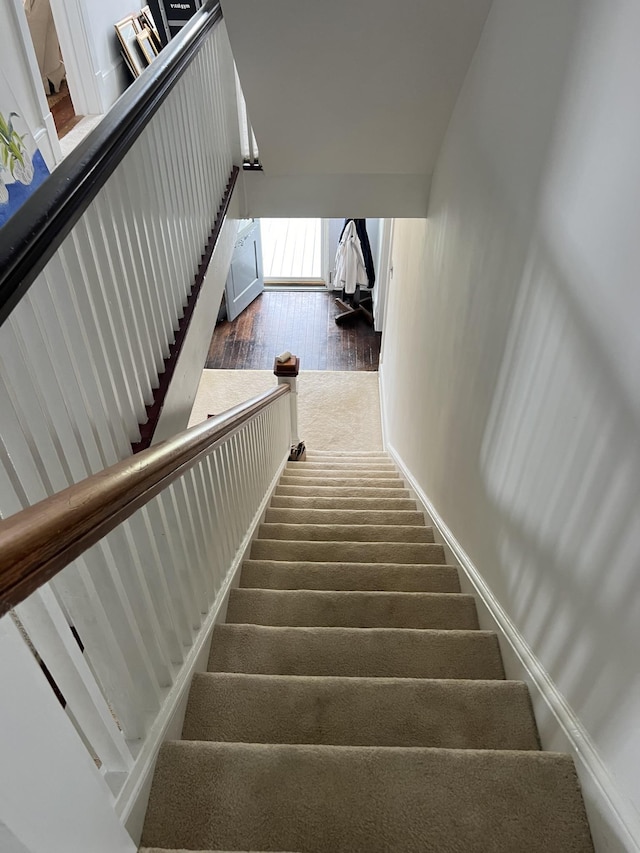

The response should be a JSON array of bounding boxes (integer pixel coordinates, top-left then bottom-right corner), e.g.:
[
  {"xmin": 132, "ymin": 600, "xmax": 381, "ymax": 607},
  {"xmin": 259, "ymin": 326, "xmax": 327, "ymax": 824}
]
[{"xmin": 206, "ymin": 291, "xmax": 381, "ymax": 371}]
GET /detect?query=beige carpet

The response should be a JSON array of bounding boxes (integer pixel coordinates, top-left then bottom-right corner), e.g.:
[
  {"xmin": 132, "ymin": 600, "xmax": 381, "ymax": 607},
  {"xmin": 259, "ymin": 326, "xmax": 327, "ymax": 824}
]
[
  {"xmin": 189, "ymin": 370, "xmax": 383, "ymax": 451},
  {"xmin": 141, "ymin": 453, "xmax": 593, "ymax": 853}
]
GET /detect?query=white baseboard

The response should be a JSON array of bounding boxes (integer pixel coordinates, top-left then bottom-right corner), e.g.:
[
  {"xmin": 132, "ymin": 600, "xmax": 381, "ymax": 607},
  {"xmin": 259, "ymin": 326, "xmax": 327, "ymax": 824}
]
[
  {"xmin": 119, "ymin": 449, "xmax": 290, "ymax": 843},
  {"xmin": 34, "ymin": 123, "xmax": 61, "ymax": 169},
  {"xmin": 386, "ymin": 440, "xmax": 640, "ymax": 853}
]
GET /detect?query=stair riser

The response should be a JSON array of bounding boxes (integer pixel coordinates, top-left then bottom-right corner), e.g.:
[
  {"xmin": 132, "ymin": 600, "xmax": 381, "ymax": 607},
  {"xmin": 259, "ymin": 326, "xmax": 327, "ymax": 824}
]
[
  {"xmin": 250, "ymin": 540, "xmax": 445, "ymax": 564},
  {"xmin": 143, "ymin": 744, "xmax": 592, "ymax": 853},
  {"xmin": 239, "ymin": 561, "xmax": 461, "ymax": 592},
  {"xmin": 209, "ymin": 626, "xmax": 504, "ymax": 679},
  {"xmin": 226, "ymin": 590, "xmax": 479, "ymax": 629},
  {"xmin": 257, "ymin": 523, "xmax": 434, "ymax": 543},
  {"xmin": 183, "ymin": 674, "xmax": 540, "ymax": 750},
  {"xmin": 265, "ymin": 508, "xmax": 425, "ymax": 526}
]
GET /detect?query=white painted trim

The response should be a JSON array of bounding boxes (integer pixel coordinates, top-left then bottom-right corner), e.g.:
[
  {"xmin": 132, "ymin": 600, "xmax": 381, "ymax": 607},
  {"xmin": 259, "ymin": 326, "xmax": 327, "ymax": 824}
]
[
  {"xmin": 386, "ymin": 438, "xmax": 640, "ymax": 853},
  {"xmin": 34, "ymin": 125, "xmax": 60, "ymax": 169},
  {"xmin": 320, "ymin": 218, "xmax": 330, "ymax": 287},
  {"xmin": 48, "ymin": 0, "xmax": 103, "ymax": 115},
  {"xmin": 373, "ymin": 218, "xmax": 393, "ymax": 334},
  {"xmin": 378, "ymin": 361, "xmax": 389, "ymax": 451},
  {"xmin": 119, "ymin": 446, "xmax": 290, "ymax": 844}
]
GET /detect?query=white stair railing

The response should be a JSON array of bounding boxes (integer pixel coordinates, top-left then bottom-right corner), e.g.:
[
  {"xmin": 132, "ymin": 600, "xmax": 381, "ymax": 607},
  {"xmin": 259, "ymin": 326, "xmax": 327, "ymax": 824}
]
[{"xmin": 0, "ymin": 386, "xmax": 293, "ymax": 851}]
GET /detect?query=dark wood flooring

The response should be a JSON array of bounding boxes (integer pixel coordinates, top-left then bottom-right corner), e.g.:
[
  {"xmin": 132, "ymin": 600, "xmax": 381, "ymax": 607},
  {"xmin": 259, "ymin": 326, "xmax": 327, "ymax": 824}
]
[
  {"xmin": 48, "ymin": 81, "xmax": 83, "ymax": 138},
  {"xmin": 206, "ymin": 291, "xmax": 381, "ymax": 371}
]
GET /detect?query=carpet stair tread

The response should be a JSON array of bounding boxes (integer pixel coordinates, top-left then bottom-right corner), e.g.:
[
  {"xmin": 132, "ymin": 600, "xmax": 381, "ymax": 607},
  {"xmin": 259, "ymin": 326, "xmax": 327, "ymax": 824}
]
[
  {"xmin": 208, "ymin": 624, "xmax": 504, "ymax": 679},
  {"xmin": 284, "ymin": 466, "xmax": 400, "ymax": 479},
  {"xmin": 250, "ymin": 539, "xmax": 445, "ymax": 564},
  {"xmin": 275, "ymin": 484, "xmax": 411, "ymax": 498},
  {"xmin": 257, "ymin": 522, "xmax": 433, "ymax": 543},
  {"xmin": 279, "ymin": 475, "xmax": 406, "ymax": 489},
  {"xmin": 264, "ymin": 507, "xmax": 425, "ymax": 525},
  {"xmin": 226, "ymin": 589, "xmax": 479, "ymax": 629},
  {"xmin": 183, "ymin": 673, "xmax": 540, "ymax": 749},
  {"xmin": 239, "ymin": 560, "xmax": 461, "ymax": 591},
  {"xmin": 142, "ymin": 742, "xmax": 593, "ymax": 853},
  {"xmin": 270, "ymin": 494, "xmax": 417, "ymax": 510},
  {"xmin": 305, "ymin": 450, "xmax": 388, "ymax": 457},
  {"xmin": 286, "ymin": 461, "xmax": 397, "ymax": 471}
]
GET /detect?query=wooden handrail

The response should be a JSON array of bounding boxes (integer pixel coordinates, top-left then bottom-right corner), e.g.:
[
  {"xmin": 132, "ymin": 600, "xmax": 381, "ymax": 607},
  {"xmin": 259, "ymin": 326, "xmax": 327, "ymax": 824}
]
[
  {"xmin": 0, "ymin": 384, "xmax": 290, "ymax": 616},
  {"xmin": 0, "ymin": 0, "xmax": 223, "ymax": 328}
]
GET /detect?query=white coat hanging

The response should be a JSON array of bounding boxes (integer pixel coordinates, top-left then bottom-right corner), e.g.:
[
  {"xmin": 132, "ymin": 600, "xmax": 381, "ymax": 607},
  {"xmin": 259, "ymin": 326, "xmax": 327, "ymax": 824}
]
[{"xmin": 334, "ymin": 219, "xmax": 369, "ymax": 295}]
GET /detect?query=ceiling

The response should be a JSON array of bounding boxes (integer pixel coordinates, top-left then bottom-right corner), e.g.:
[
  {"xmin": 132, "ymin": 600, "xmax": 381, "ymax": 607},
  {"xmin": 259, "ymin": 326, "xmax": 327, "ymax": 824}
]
[{"xmin": 220, "ymin": 0, "xmax": 494, "ymax": 178}]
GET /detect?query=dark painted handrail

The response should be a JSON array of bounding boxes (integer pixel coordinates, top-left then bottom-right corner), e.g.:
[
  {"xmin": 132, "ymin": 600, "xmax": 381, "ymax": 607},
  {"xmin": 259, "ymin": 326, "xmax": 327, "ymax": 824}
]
[
  {"xmin": 0, "ymin": 0, "xmax": 222, "ymax": 328},
  {"xmin": 0, "ymin": 384, "xmax": 290, "ymax": 616}
]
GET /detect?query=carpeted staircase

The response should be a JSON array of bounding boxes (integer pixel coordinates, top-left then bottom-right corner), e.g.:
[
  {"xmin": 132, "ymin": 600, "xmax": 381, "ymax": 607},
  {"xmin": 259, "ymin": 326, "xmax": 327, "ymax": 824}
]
[{"xmin": 140, "ymin": 450, "xmax": 594, "ymax": 853}]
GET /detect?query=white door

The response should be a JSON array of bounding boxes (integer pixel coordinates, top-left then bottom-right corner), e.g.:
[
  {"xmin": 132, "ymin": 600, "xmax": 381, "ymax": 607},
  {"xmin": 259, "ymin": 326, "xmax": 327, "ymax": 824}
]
[
  {"xmin": 224, "ymin": 218, "xmax": 265, "ymax": 321},
  {"xmin": 324, "ymin": 218, "xmax": 344, "ymax": 291}
]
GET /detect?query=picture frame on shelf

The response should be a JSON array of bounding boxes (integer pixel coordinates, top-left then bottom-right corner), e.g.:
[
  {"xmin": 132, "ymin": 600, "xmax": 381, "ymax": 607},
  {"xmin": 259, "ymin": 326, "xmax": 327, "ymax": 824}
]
[
  {"xmin": 115, "ymin": 15, "xmax": 146, "ymax": 78},
  {"xmin": 136, "ymin": 29, "xmax": 158, "ymax": 65},
  {"xmin": 140, "ymin": 5, "xmax": 162, "ymax": 51}
]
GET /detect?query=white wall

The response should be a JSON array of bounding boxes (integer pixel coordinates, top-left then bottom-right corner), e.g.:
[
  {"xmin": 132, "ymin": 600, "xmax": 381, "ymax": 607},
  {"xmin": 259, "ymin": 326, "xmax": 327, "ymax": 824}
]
[
  {"xmin": 239, "ymin": 171, "xmax": 431, "ymax": 219},
  {"xmin": 381, "ymin": 0, "xmax": 640, "ymax": 849}
]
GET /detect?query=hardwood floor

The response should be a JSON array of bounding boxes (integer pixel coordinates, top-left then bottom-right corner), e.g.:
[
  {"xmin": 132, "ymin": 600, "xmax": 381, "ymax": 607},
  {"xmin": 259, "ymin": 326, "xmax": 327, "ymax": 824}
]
[
  {"xmin": 205, "ymin": 291, "xmax": 381, "ymax": 371},
  {"xmin": 48, "ymin": 81, "xmax": 83, "ymax": 139}
]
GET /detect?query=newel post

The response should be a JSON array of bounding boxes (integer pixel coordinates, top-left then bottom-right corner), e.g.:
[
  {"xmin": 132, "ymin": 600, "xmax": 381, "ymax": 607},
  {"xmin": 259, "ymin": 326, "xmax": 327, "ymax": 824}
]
[{"xmin": 273, "ymin": 353, "xmax": 301, "ymax": 449}]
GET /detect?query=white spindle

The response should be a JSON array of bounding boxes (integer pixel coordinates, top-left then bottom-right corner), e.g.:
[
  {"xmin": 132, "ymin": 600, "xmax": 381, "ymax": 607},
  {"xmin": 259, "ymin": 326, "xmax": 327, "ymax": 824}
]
[
  {"xmin": 109, "ymin": 524, "xmax": 174, "ymax": 685},
  {"xmin": 111, "ymin": 155, "xmax": 168, "ymax": 368},
  {"xmin": 140, "ymin": 501, "xmax": 193, "ymax": 649},
  {"xmin": 96, "ymin": 186, "xmax": 156, "ymax": 406},
  {"xmin": 43, "ymin": 254, "xmax": 131, "ymax": 462},
  {"xmin": 139, "ymin": 127, "xmax": 185, "ymax": 323}
]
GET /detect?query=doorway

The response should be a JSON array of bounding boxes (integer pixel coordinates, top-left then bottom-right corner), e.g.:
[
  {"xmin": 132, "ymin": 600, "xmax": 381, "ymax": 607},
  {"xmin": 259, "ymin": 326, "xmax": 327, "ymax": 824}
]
[
  {"xmin": 22, "ymin": 0, "xmax": 81, "ymax": 139},
  {"xmin": 261, "ymin": 218, "xmax": 328, "ymax": 286}
]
